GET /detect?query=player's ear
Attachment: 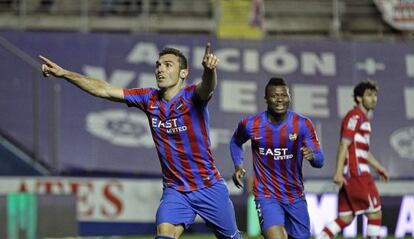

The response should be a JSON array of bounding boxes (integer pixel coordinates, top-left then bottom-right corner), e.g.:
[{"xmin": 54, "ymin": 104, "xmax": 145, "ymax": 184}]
[
  {"xmin": 356, "ymin": 95, "xmax": 362, "ymax": 104},
  {"xmin": 180, "ymin": 69, "xmax": 188, "ymax": 80}
]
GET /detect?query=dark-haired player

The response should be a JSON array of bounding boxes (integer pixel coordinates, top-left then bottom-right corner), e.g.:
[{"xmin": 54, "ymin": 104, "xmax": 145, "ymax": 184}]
[
  {"xmin": 40, "ymin": 43, "xmax": 242, "ymax": 239},
  {"xmin": 317, "ymin": 80, "xmax": 389, "ymax": 239},
  {"xmin": 230, "ymin": 77, "xmax": 324, "ymax": 239}
]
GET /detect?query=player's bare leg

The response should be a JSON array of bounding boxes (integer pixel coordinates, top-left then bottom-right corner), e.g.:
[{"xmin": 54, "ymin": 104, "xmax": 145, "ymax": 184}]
[
  {"xmin": 262, "ymin": 225, "xmax": 288, "ymax": 239},
  {"xmin": 339, "ymin": 214, "xmax": 354, "ymax": 225},
  {"xmin": 156, "ymin": 223, "xmax": 185, "ymax": 239}
]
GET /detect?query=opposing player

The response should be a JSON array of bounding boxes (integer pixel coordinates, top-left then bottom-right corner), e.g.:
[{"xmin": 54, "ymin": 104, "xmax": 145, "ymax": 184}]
[
  {"xmin": 230, "ymin": 77, "xmax": 324, "ymax": 239},
  {"xmin": 40, "ymin": 43, "xmax": 242, "ymax": 239},
  {"xmin": 317, "ymin": 80, "xmax": 390, "ymax": 239}
]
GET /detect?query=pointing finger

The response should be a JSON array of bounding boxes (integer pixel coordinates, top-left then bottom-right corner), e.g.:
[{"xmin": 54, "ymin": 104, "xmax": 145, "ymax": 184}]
[
  {"xmin": 204, "ymin": 42, "xmax": 211, "ymax": 56},
  {"xmin": 38, "ymin": 55, "xmax": 53, "ymax": 66}
]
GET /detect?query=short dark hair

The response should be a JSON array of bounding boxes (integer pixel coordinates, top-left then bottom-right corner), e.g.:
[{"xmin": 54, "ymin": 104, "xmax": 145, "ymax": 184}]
[
  {"xmin": 353, "ymin": 80, "xmax": 378, "ymax": 104},
  {"xmin": 265, "ymin": 77, "xmax": 288, "ymax": 97},
  {"xmin": 159, "ymin": 48, "xmax": 188, "ymax": 70}
]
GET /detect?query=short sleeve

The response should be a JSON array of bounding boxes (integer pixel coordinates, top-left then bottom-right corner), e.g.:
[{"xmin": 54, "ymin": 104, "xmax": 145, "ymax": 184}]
[
  {"xmin": 341, "ymin": 114, "xmax": 360, "ymax": 140},
  {"xmin": 123, "ymin": 88, "xmax": 154, "ymax": 110}
]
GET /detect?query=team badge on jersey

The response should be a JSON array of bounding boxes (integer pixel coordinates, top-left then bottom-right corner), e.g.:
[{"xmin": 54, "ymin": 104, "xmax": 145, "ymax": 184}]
[
  {"xmin": 289, "ymin": 133, "xmax": 297, "ymax": 141},
  {"xmin": 347, "ymin": 115, "xmax": 359, "ymax": 130},
  {"xmin": 176, "ymin": 99, "xmax": 186, "ymax": 112}
]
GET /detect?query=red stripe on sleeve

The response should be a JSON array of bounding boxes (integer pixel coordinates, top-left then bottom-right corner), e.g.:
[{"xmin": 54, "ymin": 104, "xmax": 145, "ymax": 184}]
[{"xmin": 304, "ymin": 118, "xmax": 321, "ymax": 151}]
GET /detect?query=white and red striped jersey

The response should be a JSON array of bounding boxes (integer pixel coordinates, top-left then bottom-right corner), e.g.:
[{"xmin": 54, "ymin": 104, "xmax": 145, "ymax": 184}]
[{"xmin": 341, "ymin": 106, "xmax": 372, "ymax": 178}]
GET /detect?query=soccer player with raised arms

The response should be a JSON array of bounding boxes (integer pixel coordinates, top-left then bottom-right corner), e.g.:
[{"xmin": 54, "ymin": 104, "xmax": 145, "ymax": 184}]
[
  {"xmin": 40, "ymin": 43, "xmax": 242, "ymax": 239},
  {"xmin": 230, "ymin": 77, "xmax": 324, "ymax": 239}
]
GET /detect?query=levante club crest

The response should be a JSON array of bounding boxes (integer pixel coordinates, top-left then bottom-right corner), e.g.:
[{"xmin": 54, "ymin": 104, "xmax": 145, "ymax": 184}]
[{"xmin": 289, "ymin": 133, "xmax": 297, "ymax": 141}]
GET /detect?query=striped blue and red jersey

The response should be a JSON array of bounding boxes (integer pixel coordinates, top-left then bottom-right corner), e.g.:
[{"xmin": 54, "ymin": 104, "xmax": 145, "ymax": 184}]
[
  {"xmin": 230, "ymin": 111, "xmax": 324, "ymax": 203},
  {"xmin": 123, "ymin": 85, "xmax": 221, "ymax": 192}
]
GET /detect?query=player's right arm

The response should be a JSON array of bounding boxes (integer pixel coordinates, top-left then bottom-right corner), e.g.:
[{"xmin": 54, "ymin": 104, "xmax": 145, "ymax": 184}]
[
  {"xmin": 230, "ymin": 134, "xmax": 246, "ymax": 189},
  {"xmin": 333, "ymin": 138, "xmax": 351, "ymax": 188},
  {"xmin": 39, "ymin": 55, "xmax": 125, "ymax": 102},
  {"xmin": 230, "ymin": 119, "xmax": 250, "ymax": 189}
]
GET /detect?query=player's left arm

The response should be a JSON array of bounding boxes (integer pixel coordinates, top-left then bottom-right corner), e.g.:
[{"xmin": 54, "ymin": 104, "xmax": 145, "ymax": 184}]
[
  {"xmin": 367, "ymin": 152, "xmax": 390, "ymax": 182},
  {"xmin": 302, "ymin": 118, "xmax": 324, "ymax": 168},
  {"xmin": 196, "ymin": 42, "xmax": 219, "ymax": 101}
]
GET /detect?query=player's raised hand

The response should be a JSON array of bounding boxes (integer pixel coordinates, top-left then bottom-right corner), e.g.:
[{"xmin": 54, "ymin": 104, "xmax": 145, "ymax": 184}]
[
  {"xmin": 202, "ymin": 42, "xmax": 219, "ymax": 71},
  {"xmin": 232, "ymin": 165, "xmax": 246, "ymax": 189},
  {"xmin": 39, "ymin": 55, "xmax": 66, "ymax": 78}
]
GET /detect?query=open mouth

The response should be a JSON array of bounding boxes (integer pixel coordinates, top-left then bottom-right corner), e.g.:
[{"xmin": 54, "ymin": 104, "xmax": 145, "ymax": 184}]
[
  {"xmin": 275, "ymin": 104, "xmax": 285, "ymax": 110},
  {"xmin": 156, "ymin": 75, "xmax": 165, "ymax": 82}
]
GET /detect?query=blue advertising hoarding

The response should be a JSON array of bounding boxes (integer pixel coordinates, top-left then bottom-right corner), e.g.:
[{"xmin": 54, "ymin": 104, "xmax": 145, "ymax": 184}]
[{"xmin": 0, "ymin": 31, "xmax": 413, "ymax": 179}]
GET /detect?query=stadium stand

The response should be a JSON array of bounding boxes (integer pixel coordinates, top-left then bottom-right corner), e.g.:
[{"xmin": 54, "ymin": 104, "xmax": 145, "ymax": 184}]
[{"xmin": 0, "ymin": 0, "xmax": 410, "ymax": 39}]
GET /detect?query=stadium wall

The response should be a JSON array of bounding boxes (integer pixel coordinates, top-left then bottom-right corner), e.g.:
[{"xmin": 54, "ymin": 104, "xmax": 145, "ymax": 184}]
[{"xmin": 0, "ymin": 177, "xmax": 413, "ymax": 237}]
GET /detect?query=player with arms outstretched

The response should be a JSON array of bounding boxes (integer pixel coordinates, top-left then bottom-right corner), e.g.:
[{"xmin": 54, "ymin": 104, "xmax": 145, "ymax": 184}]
[{"xmin": 40, "ymin": 43, "xmax": 242, "ymax": 239}]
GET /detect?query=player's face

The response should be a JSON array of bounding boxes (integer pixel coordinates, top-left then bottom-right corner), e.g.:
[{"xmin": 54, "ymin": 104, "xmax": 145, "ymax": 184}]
[
  {"xmin": 155, "ymin": 54, "xmax": 184, "ymax": 89},
  {"xmin": 265, "ymin": 85, "xmax": 291, "ymax": 115},
  {"xmin": 359, "ymin": 89, "xmax": 378, "ymax": 111}
]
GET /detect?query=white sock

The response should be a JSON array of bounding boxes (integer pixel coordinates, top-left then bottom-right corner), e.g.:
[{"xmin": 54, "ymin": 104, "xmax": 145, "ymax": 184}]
[
  {"xmin": 367, "ymin": 223, "xmax": 381, "ymax": 238},
  {"xmin": 316, "ymin": 231, "xmax": 331, "ymax": 239},
  {"xmin": 317, "ymin": 218, "xmax": 347, "ymax": 239}
]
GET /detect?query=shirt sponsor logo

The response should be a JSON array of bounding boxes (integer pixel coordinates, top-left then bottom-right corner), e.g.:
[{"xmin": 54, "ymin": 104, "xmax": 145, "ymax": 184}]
[
  {"xmin": 258, "ymin": 147, "xmax": 293, "ymax": 160},
  {"xmin": 151, "ymin": 117, "xmax": 187, "ymax": 134}
]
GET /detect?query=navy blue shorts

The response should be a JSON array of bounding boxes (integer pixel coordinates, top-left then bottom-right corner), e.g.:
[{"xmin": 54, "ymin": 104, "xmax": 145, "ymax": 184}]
[
  {"xmin": 156, "ymin": 180, "xmax": 240, "ymax": 238},
  {"xmin": 255, "ymin": 198, "xmax": 310, "ymax": 239}
]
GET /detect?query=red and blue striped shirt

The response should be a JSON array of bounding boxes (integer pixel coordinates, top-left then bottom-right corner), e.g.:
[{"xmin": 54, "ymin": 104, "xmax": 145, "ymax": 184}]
[
  {"xmin": 123, "ymin": 85, "xmax": 221, "ymax": 192},
  {"xmin": 230, "ymin": 111, "xmax": 324, "ymax": 203}
]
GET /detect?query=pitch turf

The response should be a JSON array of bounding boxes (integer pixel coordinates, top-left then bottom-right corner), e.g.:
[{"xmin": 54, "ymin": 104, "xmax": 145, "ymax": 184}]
[
  {"xmin": 54, "ymin": 236, "xmax": 412, "ymax": 239},
  {"xmin": 116, "ymin": 235, "xmax": 410, "ymax": 239}
]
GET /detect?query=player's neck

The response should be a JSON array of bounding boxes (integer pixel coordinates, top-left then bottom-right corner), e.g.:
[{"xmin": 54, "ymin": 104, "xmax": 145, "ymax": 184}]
[
  {"xmin": 358, "ymin": 104, "xmax": 370, "ymax": 115},
  {"xmin": 160, "ymin": 81, "xmax": 184, "ymax": 102},
  {"xmin": 267, "ymin": 111, "xmax": 287, "ymax": 125}
]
